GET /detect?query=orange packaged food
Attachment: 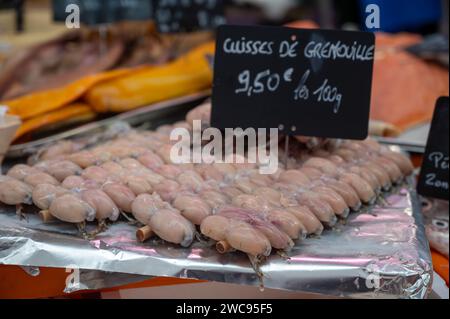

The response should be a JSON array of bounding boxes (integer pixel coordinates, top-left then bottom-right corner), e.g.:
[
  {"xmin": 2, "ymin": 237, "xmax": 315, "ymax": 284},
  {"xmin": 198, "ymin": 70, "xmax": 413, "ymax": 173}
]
[
  {"xmin": 85, "ymin": 42, "xmax": 215, "ymax": 113},
  {"xmin": 3, "ymin": 69, "xmax": 131, "ymax": 121},
  {"xmin": 14, "ymin": 103, "xmax": 96, "ymax": 140}
]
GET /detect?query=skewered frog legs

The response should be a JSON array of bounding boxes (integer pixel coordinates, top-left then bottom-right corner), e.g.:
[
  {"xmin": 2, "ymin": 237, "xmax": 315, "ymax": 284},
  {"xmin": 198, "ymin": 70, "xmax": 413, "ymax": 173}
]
[
  {"xmin": 277, "ymin": 250, "xmax": 291, "ymax": 261},
  {"xmin": 88, "ymin": 220, "xmax": 110, "ymax": 238},
  {"xmin": 16, "ymin": 204, "xmax": 27, "ymax": 221},
  {"xmin": 77, "ymin": 221, "xmax": 91, "ymax": 240},
  {"xmin": 248, "ymin": 254, "xmax": 265, "ymax": 291},
  {"xmin": 121, "ymin": 210, "xmax": 138, "ymax": 225},
  {"xmin": 75, "ymin": 220, "xmax": 109, "ymax": 240}
]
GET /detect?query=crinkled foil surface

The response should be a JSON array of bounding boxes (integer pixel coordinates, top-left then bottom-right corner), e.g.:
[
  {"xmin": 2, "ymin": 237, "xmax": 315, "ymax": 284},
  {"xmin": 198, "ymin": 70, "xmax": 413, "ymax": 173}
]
[{"xmin": 0, "ymin": 179, "xmax": 432, "ymax": 299}]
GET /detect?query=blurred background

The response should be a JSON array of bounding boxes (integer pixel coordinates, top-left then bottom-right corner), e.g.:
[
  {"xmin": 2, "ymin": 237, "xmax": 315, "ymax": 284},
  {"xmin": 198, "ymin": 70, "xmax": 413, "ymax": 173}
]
[
  {"xmin": 0, "ymin": 0, "xmax": 448, "ymax": 142},
  {"xmin": 0, "ymin": 0, "xmax": 448, "ymax": 68},
  {"xmin": 1, "ymin": 0, "xmax": 448, "ymax": 39}
]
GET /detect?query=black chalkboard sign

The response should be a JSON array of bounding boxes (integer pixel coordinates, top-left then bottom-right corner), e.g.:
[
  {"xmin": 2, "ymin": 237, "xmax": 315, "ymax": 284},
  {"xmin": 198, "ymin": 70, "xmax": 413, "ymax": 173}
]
[
  {"xmin": 417, "ymin": 97, "xmax": 449, "ymax": 201},
  {"xmin": 211, "ymin": 25, "xmax": 375, "ymax": 139},
  {"xmin": 52, "ymin": 0, "xmax": 152, "ymax": 25},
  {"xmin": 152, "ymin": 0, "xmax": 225, "ymax": 33}
]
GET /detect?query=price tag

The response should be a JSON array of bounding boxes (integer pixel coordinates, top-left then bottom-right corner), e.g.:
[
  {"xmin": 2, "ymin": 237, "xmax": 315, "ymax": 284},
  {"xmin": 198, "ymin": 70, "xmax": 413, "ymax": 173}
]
[
  {"xmin": 153, "ymin": 0, "xmax": 225, "ymax": 33},
  {"xmin": 417, "ymin": 97, "xmax": 449, "ymax": 201},
  {"xmin": 211, "ymin": 25, "xmax": 375, "ymax": 139}
]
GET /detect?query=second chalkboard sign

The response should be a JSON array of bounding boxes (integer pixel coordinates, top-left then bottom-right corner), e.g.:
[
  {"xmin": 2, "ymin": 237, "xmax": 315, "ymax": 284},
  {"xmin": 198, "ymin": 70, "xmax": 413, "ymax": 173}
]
[{"xmin": 417, "ymin": 97, "xmax": 449, "ymax": 201}]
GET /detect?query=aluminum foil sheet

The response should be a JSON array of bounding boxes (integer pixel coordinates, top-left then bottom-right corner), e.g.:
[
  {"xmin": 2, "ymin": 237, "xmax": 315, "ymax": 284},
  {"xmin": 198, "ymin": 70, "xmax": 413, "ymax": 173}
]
[{"xmin": 0, "ymin": 179, "xmax": 432, "ymax": 299}]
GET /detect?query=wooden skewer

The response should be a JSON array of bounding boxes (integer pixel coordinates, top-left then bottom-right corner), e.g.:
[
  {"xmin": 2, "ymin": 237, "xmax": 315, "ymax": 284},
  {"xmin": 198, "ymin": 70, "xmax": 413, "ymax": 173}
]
[
  {"xmin": 136, "ymin": 226, "xmax": 154, "ymax": 243},
  {"xmin": 39, "ymin": 210, "xmax": 55, "ymax": 223},
  {"xmin": 216, "ymin": 241, "xmax": 234, "ymax": 254}
]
